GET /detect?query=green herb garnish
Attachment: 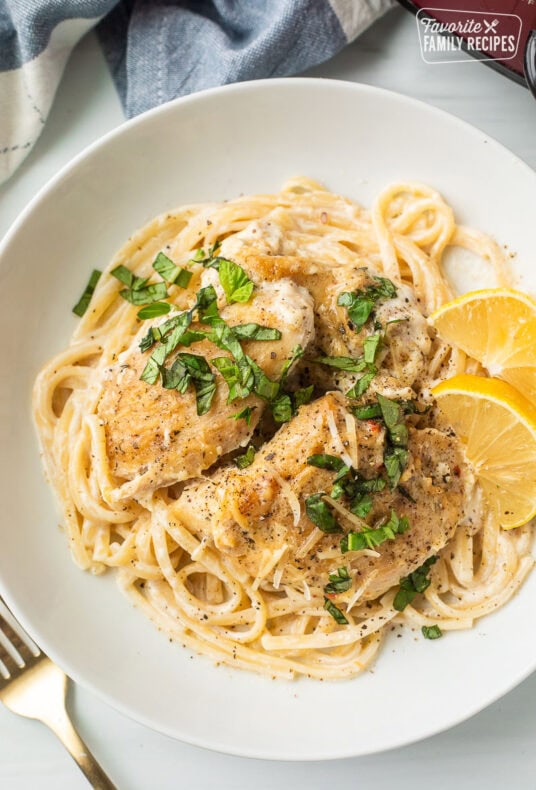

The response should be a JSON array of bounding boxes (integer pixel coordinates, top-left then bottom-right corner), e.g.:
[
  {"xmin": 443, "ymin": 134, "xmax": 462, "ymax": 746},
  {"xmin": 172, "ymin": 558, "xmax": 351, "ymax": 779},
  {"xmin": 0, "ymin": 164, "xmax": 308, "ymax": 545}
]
[
  {"xmin": 393, "ymin": 556, "xmax": 438, "ymax": 612},
  {"xmin": 137, "ymin": 302, "xmax": 172, "ymax": 319},
  {"xmin": 160, "ymin": 353, "xmax": 216, "ymax": 415},
  {"xmin": 233, "ymin": 324, "xmax": 281, "ymax": 341},
  {"xmin": 346, "ymin": 366, "xmax": 377, "ymax": 398},
  {"xmin": 189, "ymin": 241, "xmax": 221, "ymax": 266},
  {"xmin": 140, "ymin": 344, "xmax": 168, "ymax": 384},
  {"xmin": 307, "ymin": 454, "xmax": 347, "ymax": 472},
  {"xmin": 377, "ymin": 394, "xmax": 408, "ymax": 447},
  {"xmin": 422, "ymin": 625, "xmax": 442, "ymax": 640},
  {"xmin": 350, "ymin": 493, "xmax": 373, "ymax": 518},
  {"xmin": 218, "ymin": 259, "xmax": 254, "ymax": 303},
  {"xmin": 324, "ymin": 567, "xmax": 352, "ymax": 595},
  {"xmin": 72, "ymin": 269, "xmax": 101, "ymax": 317},
  {"xmin": 212, "ymin": 356, "xmax": 254, "ymax": 402},
  {"xmin": 294, "ymin": 385, "xmax": 314, "ymax": 409},
  {"xmin": 235, "ymin": 445, "xmax": 256, "ymax": 469},
  {"xmin": 314, "ymin": 355, "xmax": 368, "ymax": 372},
  {"xmin": 323, "ymin": 597, "xmax": 349, "ymax": 625},
  {"xmin": 111, "ymin": 264, "xmax": 169, "ymax": 306},
  {"xmin": 337, "ymin": 276, "xmax": 397, "ymax": 332},
  {"xmin": 384, "ymin": 446, "xmax": 409, "ymax": 489},
  {"xmin": 271, "ymin": 393, "xmax": 293, "ymax": 423},
  {"xmin": 153, "ymin": 252, "xmax": 193, "ymax": 289},
  {"xmin": 340, "ymin": 509, "xmax": 410, "ymax": 553},
  {"xmin": 304, "ymin": 494, "xmax": 341, "ymax": 534},
  {"xmin": 231, "ymin": 406, "xmax": 256, "ymax": 425},
  {"xmin": 353, "ymin": 403, "xmax": 382, "ymax": 420},
  {"xmin": 363, "ymin": 332, "xmax": 383, "ymax": 365},
  {"xmin": 247, "ymin": 357, "xmax": 280, "ymax": 401}
]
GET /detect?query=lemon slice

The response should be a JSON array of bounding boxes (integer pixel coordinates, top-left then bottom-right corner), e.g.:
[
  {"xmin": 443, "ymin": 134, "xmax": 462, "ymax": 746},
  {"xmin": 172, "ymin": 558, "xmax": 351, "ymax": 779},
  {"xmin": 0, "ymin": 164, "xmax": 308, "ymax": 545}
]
[
  {"xmin": 430, "ymin": 288, "xmax": 536, "ymax": 402},
  {"xmin": 432, "ymin": 374, "xmax": 536, "ymax": 529}
]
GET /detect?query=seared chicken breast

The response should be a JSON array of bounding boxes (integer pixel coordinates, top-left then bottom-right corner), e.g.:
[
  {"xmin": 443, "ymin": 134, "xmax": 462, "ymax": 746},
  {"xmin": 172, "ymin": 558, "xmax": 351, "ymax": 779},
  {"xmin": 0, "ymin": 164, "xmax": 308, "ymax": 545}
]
[
  {"xmin": 97, "ymin": 279, "xmax": 314, "ymax": 499},
  {"xmin": 175, "ymin": 392, "xmax": 475, "ymax": 601},
  {"xmin": 215, "ymin": 218, "xmax": 431, "ymax": 398}
]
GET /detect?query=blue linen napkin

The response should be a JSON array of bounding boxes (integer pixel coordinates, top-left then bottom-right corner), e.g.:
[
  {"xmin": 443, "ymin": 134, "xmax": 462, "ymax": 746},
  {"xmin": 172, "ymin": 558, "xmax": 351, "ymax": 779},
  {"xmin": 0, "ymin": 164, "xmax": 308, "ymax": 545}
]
[{"xmin": 0, "ymin": 0, "xmax": 393, "ymax": 184}]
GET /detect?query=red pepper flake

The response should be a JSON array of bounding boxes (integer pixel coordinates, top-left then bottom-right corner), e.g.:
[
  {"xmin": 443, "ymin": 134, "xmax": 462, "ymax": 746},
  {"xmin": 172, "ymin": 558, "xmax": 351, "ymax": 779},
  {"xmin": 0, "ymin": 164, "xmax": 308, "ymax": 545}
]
[
  {"xmin": 453, "ymin": 465, "xmax": 461, "ymax": 476},
  {"xmin": 366, "ymin": 420, "xmax": 381, "ymax": 434}
]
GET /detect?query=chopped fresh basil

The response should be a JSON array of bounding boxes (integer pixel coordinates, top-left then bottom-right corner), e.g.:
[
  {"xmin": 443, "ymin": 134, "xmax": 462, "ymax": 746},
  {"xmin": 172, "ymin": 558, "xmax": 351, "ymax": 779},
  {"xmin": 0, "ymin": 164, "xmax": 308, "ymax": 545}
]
[
  {"xmin": 340, "ymin": 509, "xmax": 410, "ymax": 553},
  {"xmin": 137, "ymin": 302, "xmax": 172, "ymax": 320},
  {"xmin": 350, "ymin": 493, "xmax": 373, "ymax": 518},
  {"xmin": 72, "ymin": 269, "xmax": 102, "ymax": 317},
  {"xmin": 346, "ymin": 366, "xmax": 377, "ymax": 398},
  {"xmin": 159, "ymin": 353, "xmax": 216, "ymax": 414},
  {"xmin": 194, "ymin": 377, "xmax": 218, "ymax": 416},
  {"xmin": 153, "ymin": 252, "xmax": 193, "ymax": 288},
  {"xmin": 305, "ymin": 493, "xmax": 341, "ymax": 534},
  {"xmin": 174, "ymin": 329, "xmax": 208, "ymax": 347},
  {"xmin": 363, "ymin": 332, "xmax": 383, "ymax": 365},
  {"xmin": 111, "ymin": 264, "xmax": 142, "ymax": 288},
  {"xmin": 393, "ymin": 555, "xmax": 438, "ymax": 612},
  {"xmin": 337, "ymin": 291, "xmax": 375, "ymax": 332},
  {"xmin": 384, "ymin": 446, "xmax": 408, "ymax": 489},
  {"xmin": 314, "ymin": 355, "xmax": 367, "ymax": 372},
  {"xmin": 353, "ymin": 403, "xmax": 382, "ymax": 420},
  {"xmin": 189, "ymin": 241, "xmax": 222, "ymax": 267},
  {"xmin": 323, "ymin": 597, "xmax": 349, "ymax": 625},
  {"xmin": 212, "ymin": 356, "xmax": 253, "ymax": 402},
  {"xmin": 374, "ymin": 394, "xmax": 410, "ymax": 487},
  {"xmin": 271, "ymin": 393, "xmax": 293, "ymax": 423},
  {"xmin": 196, "ymin": 285, "xmax": 219, "ymax": 321},
  {"xmin": 337, "ymin": 276, "xmax": 397, "ymax": 332},
  {"xmin": 161, "ymin": 357, "xmax": 190, "ymax": 392},
  {"xmin": 231, "ymin": 406, "xmax": 256, "ymax": 425},
  {"xmin": 235, "ymin": 445, "xmax": 255, "ymax": 469},
  {"xmin": 293, "ymin": 385, "xmax": 314, "ymax": 409},
  {"xmin": 422, "ymin": 625, "xmax": 442, "ymax": 640},
  {"xmin": 218, "ymin": 259, "xmax": 254, "ymax": 303},
  {"xmin": 188, "ymin": 241, "xmax": 221, "ymax": 268},
  {"xmin": 232, "ymin": 324, "xmax": 281, "ymax": 342},
  {"xmin": 330, "ymin": 467, "xmax": 384, "ymax": 502},
  {"xmin": 140, "ymin": 344, "xmax": 167, "ymax": 384},
  {"xmin": 120, "ymin": 281, "xmax": 169, "ymax": 306},
  {"xmin": 111, "ymin": 264, "xmax": 169, "ymax": 306},
  {"xmin": 247, "ymin": 357, "xmax": 280, "ymax": 401},
  {"xmin": 377, "ymin": 395, "xmax": 407, "ymax": 445},
  {"xmin": 139, "ymin": 326, "xmax": 161, "ymax": 352},
  {"xmin": 307, "ymin": 454, "xmax": 346, "ymax": 472},
  {"xmin": 324, "ymin": 567, "xmax": 352, "ymax": 595},
  {"xmin": 279, "ymin": 345, "xmax": 304, "ymax": 387},
  {"xmin": 139, "ymin": 286, "xmax": 219, "ymax": 380}
]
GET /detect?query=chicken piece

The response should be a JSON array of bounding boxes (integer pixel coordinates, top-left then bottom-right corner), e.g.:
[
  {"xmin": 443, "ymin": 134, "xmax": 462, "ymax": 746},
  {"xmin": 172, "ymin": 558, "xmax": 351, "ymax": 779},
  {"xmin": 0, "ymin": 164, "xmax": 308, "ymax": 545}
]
[
  {"xmin": 215, "ymin": 220, "xmax": 431, "ymax": 396},
  {"xmin": 97, "ymin": 279, "xmax": 314, "ymax": 500},
  {"xmin": 174, "ymin": 392, "xmax": 476, "ymax": 601}
]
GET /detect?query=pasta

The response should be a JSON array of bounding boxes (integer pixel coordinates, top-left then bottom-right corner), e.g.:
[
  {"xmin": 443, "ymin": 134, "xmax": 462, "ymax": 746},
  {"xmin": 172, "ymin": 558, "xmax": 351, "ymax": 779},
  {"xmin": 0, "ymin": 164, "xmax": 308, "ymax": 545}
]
[{"xmin": 33, "ymin": 179, "xmax": 534, "ymax": 679}]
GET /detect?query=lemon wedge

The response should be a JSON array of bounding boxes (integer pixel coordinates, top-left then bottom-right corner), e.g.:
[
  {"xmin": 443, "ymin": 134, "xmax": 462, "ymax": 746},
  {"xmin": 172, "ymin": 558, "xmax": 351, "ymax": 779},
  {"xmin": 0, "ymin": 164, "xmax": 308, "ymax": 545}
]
[
  {"xmin": 430, "ymin": 288, "xmax": 536, "ymax": 402},
  {"xmin": 432, "ymin": 374, "xmax": 536, "ymax": 529}
]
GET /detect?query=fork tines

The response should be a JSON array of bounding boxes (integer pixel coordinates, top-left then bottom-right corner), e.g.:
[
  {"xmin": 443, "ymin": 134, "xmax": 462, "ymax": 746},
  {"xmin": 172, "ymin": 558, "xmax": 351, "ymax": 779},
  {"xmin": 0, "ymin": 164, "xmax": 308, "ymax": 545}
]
[{"xmin": 0, "ymin": 598, "xmax": 40, "ymax": 680}]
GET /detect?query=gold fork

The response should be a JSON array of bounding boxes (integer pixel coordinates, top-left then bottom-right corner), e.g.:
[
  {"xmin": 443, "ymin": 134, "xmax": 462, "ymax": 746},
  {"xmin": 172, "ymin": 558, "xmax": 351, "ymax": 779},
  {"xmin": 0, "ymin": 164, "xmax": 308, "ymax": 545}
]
[{"xmin": 0, "ymin": 598, "xmax": 116, "ymax": 789}]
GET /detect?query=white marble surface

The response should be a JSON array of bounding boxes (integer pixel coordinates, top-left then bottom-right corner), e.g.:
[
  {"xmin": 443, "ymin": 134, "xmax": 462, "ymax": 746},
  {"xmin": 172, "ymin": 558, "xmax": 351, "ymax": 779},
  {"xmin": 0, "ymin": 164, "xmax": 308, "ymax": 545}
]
[{"xmin": 1, "ymin": 7, "xmax": 536, "ymax": 789}]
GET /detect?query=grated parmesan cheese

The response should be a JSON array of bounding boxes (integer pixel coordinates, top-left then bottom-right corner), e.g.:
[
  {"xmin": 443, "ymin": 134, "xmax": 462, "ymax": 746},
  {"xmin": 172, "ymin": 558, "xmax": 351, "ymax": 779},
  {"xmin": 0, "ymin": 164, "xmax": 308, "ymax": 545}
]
[
  {"xmin": 326, "ymin": 409, "xmax": 353, "ymax": 468},
  {"xmin": 274, "ymin": 472, "xmax": 301, "ymax": 526},
  {"xmin": 323, "ymin": 495, "xmax": 368, "ymax": 530}
]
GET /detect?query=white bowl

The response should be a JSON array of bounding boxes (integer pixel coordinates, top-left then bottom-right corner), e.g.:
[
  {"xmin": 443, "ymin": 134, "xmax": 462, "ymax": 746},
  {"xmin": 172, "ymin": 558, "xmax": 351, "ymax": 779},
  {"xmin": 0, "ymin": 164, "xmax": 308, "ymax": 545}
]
[{"xmin": 0, "ymin": 78, "xmax": 535, "ymax": 760}]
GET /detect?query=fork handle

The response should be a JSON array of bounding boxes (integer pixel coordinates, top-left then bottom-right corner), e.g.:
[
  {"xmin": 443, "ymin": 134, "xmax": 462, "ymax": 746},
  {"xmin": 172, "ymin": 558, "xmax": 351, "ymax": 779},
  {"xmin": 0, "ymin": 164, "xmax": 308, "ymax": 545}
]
[{"xmin": 40, "ymin": 704, "xmax": 117, "ymax": 789}]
